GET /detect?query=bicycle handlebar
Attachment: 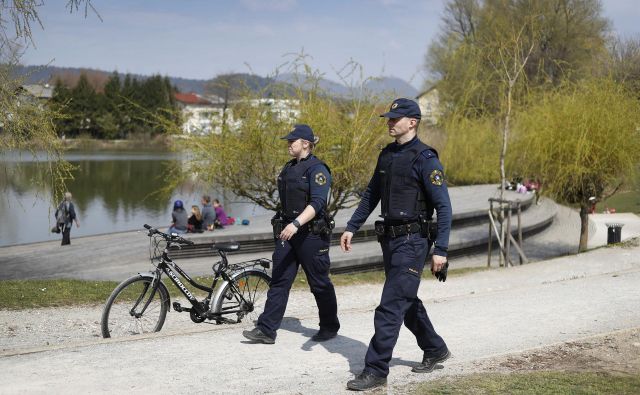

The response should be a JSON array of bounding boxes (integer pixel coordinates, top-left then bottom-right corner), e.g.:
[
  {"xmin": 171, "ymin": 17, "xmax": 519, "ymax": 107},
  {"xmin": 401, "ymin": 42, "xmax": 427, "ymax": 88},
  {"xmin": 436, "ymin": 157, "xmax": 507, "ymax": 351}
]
[{"xmin": 143, "ymin": 224, "xmax": 195, "ymax": 246}]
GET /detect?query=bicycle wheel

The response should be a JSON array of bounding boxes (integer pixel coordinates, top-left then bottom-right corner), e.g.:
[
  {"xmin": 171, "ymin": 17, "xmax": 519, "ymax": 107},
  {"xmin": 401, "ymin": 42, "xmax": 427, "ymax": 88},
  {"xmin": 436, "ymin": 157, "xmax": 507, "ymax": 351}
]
[
  {"xmin": 101, "ymin": 275, "xmax": 170, "ymax": 338},
  {"xmin": 213, "ymin": 270, "xmax": 271, "ymax": 324}
]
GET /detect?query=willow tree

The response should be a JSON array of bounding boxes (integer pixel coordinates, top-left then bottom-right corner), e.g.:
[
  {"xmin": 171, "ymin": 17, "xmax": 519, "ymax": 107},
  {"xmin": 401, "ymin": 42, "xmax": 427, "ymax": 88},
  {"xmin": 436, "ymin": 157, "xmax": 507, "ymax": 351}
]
[
  {"xmin": 428, "ymin": 0, "xmax": 610, "ymax": 187},
  {"xmin": 605, "ymin": 35, "xmax": 640, "ymax": 101},
  {"xmin": 510, "ymin": 79, "xmax": 640, "ymax": 251},
  {"xmin": 177, "ymin": 64, "xmax": 389, "ymax": 215},
  {"xmin": 0, "ymin": 1, "xmax": 99, "ymax": 202},
  {"xmin": 427, "ymin": 0, "xmax": 610, "ymax": 117}
]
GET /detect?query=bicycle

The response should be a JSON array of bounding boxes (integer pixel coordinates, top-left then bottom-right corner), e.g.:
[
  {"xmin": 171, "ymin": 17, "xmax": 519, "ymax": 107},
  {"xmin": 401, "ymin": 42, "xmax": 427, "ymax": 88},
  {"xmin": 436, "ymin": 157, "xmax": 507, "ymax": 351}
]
[{"xmin": 101, "ymin": 224, "xmax": 272, "ymax": 338}]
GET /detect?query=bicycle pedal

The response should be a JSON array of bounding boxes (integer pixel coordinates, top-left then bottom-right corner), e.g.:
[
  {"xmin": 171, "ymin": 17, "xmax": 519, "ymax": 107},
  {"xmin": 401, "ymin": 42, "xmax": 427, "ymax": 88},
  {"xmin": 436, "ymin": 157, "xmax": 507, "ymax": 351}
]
[{"xmin": 172, "ymin": 302, "xmax": 190, "ymax": 313}]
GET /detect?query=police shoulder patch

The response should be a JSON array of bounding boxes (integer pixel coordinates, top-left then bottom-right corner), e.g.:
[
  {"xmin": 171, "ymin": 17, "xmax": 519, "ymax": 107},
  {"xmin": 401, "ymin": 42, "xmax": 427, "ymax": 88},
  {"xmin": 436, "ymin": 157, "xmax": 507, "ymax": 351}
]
[
  {"xmin": 314, "ymin": 172, "xmax": 327, "ymax": 185},
  {"xmin": 430, "ymin": 169, "xmax": 444, "ymax": 186}
]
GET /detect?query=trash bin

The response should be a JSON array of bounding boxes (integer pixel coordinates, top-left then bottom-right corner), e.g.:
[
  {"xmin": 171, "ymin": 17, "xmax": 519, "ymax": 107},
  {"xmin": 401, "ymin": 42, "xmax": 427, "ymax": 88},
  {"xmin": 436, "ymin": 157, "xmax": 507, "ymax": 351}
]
[{"xmin": 606, "ymin": 223, "xmax": 624, "ymax": 244}]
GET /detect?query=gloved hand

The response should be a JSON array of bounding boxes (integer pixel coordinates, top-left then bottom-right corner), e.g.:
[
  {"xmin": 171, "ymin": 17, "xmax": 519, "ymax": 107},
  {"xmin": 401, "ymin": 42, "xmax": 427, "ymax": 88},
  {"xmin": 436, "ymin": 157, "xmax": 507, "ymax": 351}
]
[{"xmin": 434, "ymin": 261, "xmax": 449, "ymax": 282}]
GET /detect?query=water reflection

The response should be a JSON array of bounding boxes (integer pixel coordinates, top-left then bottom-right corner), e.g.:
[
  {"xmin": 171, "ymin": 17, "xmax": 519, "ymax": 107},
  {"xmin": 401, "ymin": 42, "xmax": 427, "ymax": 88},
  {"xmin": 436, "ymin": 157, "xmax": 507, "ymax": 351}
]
[
  {"xmin": 67, "ymin": 159, "xmax": 176, "ymax": 216},
  {"xmin": 0, "ymin": 151, "xmax": 269, "ymax": 247}
]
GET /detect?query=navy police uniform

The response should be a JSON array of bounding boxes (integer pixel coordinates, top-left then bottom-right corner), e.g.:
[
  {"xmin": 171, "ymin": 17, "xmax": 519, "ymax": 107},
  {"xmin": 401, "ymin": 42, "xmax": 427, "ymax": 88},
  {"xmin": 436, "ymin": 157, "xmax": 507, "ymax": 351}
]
[
  {"xmin": 256, "ymin": 129, "xmax": 340, "ymax": 340},
  {"xmin": 345, "ymin": 99, "xmax": 452, "ymax": 379}
]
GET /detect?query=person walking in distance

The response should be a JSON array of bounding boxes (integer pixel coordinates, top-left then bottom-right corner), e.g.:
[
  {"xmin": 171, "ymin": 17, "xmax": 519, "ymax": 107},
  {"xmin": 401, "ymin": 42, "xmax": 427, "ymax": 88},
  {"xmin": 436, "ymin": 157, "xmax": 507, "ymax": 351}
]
[
  {"xmin": 243, "ymin": 124, "xmax": 340, "ymax": 344},
  {"xmin": 56, "ymin": 192, "xmax": 80, "ymax": 246},
  {"xmin": 341, "ymin": 98, "xmax": 453, "ymax": 391}
]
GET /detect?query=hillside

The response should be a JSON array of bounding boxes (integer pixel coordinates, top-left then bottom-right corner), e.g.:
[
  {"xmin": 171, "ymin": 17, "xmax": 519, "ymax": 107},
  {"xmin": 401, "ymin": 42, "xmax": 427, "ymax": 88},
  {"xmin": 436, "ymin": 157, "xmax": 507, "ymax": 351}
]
[{"xmin": 13, "ymin": 65, "xmax": 419, "ymax": 99}]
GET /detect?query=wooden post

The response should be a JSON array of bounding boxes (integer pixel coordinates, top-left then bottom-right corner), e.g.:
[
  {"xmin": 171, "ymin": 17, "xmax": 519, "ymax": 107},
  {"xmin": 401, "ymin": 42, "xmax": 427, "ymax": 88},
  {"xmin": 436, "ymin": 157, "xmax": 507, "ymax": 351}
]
[
  {"xmin": 488, "ymin": 201, "xmax": 493, "ymax": 267},
  {"xmin": 506, "ymin": 203, "xmax": 512, "ymax": 267},
  {"xmin": 489, "ymin": 197, "xmax": 528, "ymax": 268},
  {"xmin": 508, "ymin": 233, "xmax": 529, "ymax": 264},
  {"xmin": 498, "ymin": 202, "xmax": 504, "ymax": 267},
  {"xmin": 517, "ymin": 201, "xmax": 523, "ymax": 264},
  {"xmin": 488, "ymin": 209, "xmax": 507, "ymax": 254}
]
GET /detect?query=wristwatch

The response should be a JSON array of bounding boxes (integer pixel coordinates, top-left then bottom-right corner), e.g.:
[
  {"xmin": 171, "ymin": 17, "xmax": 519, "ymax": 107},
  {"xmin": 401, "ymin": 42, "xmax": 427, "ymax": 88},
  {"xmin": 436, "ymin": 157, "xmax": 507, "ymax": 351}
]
[{"xmin": 292, "ymin": 219, "xmax": 301, "ymax": 229}]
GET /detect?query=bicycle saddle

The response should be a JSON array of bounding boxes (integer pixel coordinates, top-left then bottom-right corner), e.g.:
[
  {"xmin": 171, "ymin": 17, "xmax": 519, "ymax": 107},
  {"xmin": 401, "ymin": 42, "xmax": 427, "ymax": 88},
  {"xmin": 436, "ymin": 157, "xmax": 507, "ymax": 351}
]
[{"xmin": 212, "ymin": 242, "xmax": 241, "ymax": 252}]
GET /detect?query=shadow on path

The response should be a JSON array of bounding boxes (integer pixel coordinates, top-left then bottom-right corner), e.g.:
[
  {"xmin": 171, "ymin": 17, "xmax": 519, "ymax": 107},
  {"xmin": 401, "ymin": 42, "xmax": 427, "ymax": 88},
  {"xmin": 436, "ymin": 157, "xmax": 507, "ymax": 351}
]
[{"xmin": 280, "ymin": 317, "xmax": 418, "ymax": 375}]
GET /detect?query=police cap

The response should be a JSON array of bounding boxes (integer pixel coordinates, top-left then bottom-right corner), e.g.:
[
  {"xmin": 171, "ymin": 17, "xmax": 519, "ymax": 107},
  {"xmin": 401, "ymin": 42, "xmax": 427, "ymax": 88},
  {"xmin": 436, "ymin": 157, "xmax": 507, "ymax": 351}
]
[
  {"xmin": 280, "ymin": 124, "xmax": 315, "ymax": 142},
  {"xmin": 380, "ymin": 98, "xmax": 421, "ymax": 119}
]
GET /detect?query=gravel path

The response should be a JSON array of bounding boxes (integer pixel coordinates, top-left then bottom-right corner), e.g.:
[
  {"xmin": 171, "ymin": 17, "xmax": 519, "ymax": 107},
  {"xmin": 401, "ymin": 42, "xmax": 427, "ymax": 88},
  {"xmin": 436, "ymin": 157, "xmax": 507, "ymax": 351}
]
[{"xmin": 1, "ymin": 239, "xmax": 639, "ymax": 394}]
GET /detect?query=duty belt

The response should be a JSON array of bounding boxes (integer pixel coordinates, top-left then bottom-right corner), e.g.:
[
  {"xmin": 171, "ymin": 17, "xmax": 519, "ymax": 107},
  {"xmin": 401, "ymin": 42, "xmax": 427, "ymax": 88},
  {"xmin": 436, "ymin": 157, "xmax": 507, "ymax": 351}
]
[{"xmin": 375, "ymin": 221, "xmax": 422, "ymax": 238}]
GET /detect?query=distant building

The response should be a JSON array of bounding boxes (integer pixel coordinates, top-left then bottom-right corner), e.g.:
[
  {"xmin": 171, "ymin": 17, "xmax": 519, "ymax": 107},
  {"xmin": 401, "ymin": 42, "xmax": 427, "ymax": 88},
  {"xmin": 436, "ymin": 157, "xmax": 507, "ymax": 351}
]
[
  {"xmin": 174, "ymin": 92, "xmax": 226, "ymax": 135},
  {"xmin": 174, "ymin": 92, "xmax": 300, "ymax": 135},
  {"xmin": 21, "ymin": 84, "xmax": 54, "ymax": 100},
  {"xmin": 247, "ymin": 98, "xmax": 300, "ymax": 123},
  {"xmin": 416, "ymin": 86, "xmax": 441, "ymax": 125}
]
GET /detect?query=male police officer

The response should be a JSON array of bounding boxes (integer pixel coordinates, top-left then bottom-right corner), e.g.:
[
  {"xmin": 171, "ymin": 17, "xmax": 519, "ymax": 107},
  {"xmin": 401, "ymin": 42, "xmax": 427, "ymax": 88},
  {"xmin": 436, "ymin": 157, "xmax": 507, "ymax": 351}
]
[
  {"xmin": 341, "ymin": 99, "xmax": 452, "ymax": 391},
  {"xmin": 243, "ymin": 124, "xmax": 340, "ymax": 344}
]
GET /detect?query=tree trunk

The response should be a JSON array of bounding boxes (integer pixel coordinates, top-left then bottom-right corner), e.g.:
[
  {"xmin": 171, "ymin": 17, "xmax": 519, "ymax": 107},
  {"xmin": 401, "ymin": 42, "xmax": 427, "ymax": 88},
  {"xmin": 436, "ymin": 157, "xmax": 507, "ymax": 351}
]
[{"xmin": 578, "ymin": 204, "xmax": 589, "ymax": 252}]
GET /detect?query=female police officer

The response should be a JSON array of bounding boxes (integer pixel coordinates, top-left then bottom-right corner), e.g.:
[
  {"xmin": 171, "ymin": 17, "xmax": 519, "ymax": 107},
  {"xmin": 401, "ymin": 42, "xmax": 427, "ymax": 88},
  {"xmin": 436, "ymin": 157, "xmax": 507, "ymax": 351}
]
[
  {"xmin": 242, "ymin": 124, "xmax": 340, "ymax": 344},
  {"xmin": 340, "ymin": 99, "xmax": 452, "ymax": 391}
]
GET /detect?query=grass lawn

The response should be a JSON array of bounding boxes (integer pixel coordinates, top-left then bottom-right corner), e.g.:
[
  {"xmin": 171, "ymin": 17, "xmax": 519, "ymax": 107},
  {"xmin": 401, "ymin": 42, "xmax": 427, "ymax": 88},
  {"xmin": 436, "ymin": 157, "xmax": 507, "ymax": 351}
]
[
  {"xmin": 0, "ymin": 279, "xmax": 121, "ymax": 310},
  {"xmin": 596, "ymin": 190, "xmax": 640, "ymax": 214},
  {"xmin": 413, "ymin": 371, "xmax": 640, "ymax": 394}
]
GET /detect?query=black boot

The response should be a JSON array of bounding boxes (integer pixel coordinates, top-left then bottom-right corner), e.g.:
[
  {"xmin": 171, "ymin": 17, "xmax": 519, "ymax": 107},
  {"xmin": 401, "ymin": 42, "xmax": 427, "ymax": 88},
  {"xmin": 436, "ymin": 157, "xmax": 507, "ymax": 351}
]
[
  {"xmin": 412, "ymin": 348, "xmax": 451, "ymax": 373},
  {"xmin": 311, "ymin": 328, "xmax": 338, "ymax": 342},
  {"xmin": 242, "ymin": 327, "xmax": 275, "ymax": 344},
  {"xmin": 346, "ymin": 371, "xmax": 387, "ymax": 391}
]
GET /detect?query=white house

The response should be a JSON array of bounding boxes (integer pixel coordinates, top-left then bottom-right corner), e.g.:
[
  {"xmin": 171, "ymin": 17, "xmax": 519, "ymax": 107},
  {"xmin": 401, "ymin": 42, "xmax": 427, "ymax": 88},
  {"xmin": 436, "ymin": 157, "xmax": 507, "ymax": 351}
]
[
  {"xmin": 416, "ymin": 86, "xmax": 441, "ymax": 125},
  {"xmin": 248, "ymin": 98, "xmax": 300, "ymax": 123},
  {"xmin": 174, "ymin": 93, "xmax": 300, "ymax": 135},
  {"xmin": 174, "ymin": 92, "xmax": 226, "ymax": 135}
]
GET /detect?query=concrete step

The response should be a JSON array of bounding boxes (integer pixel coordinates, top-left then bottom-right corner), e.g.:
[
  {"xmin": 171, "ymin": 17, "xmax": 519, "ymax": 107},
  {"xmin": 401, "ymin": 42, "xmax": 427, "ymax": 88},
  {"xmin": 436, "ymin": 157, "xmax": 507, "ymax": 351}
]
[
  {"xmin": 183, "ymin": 198, "xmax": 555, "ymax": 275},
  {"xmin": 169, "ymin": 185, "xmax": 537, "ymax": 259},
  {"xmin": 328, "ymin": 197, "xmax": 555, "ymax": 273}
]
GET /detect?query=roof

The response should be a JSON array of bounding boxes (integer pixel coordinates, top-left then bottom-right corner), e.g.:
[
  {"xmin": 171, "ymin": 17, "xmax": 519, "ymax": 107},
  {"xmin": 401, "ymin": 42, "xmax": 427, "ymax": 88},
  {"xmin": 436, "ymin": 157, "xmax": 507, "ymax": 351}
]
[
  {"xmin": 174, "ymin": 92, "xmax": 213, "ymax": 105},
  {"xmin": 416, "ymin": 84, "xmax": 438, "ymax": 99}
]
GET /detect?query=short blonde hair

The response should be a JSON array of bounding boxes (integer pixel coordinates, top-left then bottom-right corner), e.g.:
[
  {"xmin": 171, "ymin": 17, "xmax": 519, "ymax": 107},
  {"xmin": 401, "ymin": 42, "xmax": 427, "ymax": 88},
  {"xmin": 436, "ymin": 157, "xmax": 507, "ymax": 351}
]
[{"xmin": 303, "ymin": 136, "xmax": 319, "ymax": 150}]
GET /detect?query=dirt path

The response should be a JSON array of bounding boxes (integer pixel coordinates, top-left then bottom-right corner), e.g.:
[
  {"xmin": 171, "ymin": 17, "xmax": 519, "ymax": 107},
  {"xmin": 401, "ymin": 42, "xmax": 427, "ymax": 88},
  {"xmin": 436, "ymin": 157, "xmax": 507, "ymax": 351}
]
[
  {"xmin": 1, "ymin": 240, "xmax": 639, "ymax": 394},
  {"xmin": 476, "ymin": 327, "xmax": 640, "ymax": 377}
]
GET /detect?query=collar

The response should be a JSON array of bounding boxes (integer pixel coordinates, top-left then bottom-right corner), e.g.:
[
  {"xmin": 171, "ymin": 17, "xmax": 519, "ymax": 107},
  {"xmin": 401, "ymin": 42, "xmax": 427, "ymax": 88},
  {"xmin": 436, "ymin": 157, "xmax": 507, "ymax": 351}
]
[
  {"xmin": 392, "ymin": 135, "xmax": 419, "ymax": 152},
  {"xmin": 295, "ymin": 153, "xmax": 313, "ymax": 163}
]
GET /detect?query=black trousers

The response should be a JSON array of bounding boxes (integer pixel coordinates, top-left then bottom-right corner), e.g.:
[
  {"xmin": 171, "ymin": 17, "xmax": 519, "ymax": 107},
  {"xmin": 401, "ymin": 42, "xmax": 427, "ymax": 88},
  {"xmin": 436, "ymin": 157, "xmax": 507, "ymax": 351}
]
[
  {"xmin": 363, "ymin": 233, "xmax": 447, "ymax": 378},
  {"xmin": 257, "ymin": 229, "xmax": 340, "ymax": 339},
  {"xmin": 61, "ymin": 224, "xmax": 72, "ymax": 245}
]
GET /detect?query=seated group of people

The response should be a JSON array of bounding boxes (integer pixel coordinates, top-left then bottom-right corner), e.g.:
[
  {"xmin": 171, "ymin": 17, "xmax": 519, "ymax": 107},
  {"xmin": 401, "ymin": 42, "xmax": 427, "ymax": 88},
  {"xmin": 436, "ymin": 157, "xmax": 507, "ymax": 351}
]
[
  {"xmin": 505, "ymin": 177, "xmax": 540, "ymax": 194},
  {"xmin": 169, "ymin": 195, "xmax": 230, "ymax": 234}
]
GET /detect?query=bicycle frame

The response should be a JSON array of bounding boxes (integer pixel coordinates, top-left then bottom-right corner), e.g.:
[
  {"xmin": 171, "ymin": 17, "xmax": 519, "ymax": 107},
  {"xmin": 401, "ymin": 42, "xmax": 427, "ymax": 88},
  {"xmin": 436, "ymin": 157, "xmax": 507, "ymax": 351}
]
[
  {"xmin": 153, "ymin": 245, "xmax": 262, "ymax": 318},
  {"xmin": 154, "ymin": 248, "xmax": 223, "ymax": 316}
]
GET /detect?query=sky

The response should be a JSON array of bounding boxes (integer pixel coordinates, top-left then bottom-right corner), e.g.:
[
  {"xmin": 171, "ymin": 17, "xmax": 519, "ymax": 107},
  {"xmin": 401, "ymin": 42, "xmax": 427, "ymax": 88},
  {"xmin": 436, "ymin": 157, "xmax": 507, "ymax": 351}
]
[{"xmin": 20, "ymin": 0, "xmax": 640, "ymax": 90}]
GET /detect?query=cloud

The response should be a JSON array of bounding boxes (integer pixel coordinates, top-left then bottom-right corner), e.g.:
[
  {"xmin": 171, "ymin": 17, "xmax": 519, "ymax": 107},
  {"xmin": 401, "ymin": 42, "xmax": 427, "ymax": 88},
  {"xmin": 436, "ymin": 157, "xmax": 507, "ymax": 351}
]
[{"xmin": 239, "ymin": 0, "xmax": 297, "ymax": 12}]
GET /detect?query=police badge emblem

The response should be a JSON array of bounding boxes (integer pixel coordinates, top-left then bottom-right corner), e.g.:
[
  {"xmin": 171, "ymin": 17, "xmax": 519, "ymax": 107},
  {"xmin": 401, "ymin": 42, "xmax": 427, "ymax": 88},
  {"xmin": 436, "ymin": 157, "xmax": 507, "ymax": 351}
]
[
  {"xmin": 430, "ymin": 170, "xmax": 444, "ymax": 186},
  {"xmin": 391, "ymin": 103, "xmax": 398, "ymax": 109},
  {"xmin": 315, "ymin": 173, "xmax": 327, "ymax": 185}
]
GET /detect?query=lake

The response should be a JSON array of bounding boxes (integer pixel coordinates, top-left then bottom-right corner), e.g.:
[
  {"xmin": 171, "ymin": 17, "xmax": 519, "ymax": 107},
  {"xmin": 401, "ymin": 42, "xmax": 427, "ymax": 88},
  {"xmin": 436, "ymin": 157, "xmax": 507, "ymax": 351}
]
[{"xmin": 0, "ymin": 150, "xmax": 270, "ymax": 247}]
